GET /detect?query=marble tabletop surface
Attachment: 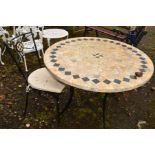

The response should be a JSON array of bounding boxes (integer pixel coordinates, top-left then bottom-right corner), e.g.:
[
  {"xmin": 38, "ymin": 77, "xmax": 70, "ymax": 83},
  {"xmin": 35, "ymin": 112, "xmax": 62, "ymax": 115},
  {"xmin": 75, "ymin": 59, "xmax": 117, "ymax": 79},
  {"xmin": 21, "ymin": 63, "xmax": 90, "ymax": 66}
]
[
  {"xmin": 42, "ymin": 29, "xmax": 68, "ymax": 39},
  {"xmin": 44, "ymin": 37, "xmax": 154, "ymax": 93}
]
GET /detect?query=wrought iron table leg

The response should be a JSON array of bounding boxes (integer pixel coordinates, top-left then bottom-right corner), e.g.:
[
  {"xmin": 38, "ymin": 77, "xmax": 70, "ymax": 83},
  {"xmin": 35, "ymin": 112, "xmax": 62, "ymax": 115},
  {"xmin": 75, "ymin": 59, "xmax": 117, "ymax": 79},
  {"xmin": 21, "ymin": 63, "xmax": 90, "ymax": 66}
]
[
  {"xmin": 24, "ymin": 91, "xmax": 29, "ymax": 116},
  {"xmin": 54, "ymin": 87, "xmax": 74, "ymax": 128},
  {"xmin": 59, "ymin": 87, "xmax": 74, "ymax": 116},
  {"xmin": 102, "ymin": 93, "xmax": 108, "ymax": 128}
]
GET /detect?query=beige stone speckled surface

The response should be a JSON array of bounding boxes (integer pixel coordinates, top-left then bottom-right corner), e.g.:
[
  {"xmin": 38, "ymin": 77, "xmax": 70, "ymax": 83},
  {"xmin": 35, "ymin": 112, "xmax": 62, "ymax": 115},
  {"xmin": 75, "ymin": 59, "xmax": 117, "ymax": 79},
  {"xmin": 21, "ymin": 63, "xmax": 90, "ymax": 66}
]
[{"xmin": 44, "ymin": 37, "xmax": 154, "ymax": 93}]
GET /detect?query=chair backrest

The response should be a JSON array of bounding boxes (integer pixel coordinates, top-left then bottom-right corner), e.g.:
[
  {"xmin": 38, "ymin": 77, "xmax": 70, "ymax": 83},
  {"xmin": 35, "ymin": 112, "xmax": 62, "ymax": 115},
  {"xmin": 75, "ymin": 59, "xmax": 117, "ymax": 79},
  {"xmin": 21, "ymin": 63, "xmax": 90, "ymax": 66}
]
[
  {"xmin": 15, "ymin": 26, "xmax": 42, "ymax": 42},
  {"xmin": 2, "ymin": 29, "xmax": 41, "ymax": 83},
  {"xmin": 0, "ymin": 27, "xmax": 9, "ymax": 36},
  {"xmin": 13, "ymin": 28, "xmax": 42, "ymax": 67},
  {"xmin": 3, "ymin": 40, "xmax": 28, "ymax": 84}
]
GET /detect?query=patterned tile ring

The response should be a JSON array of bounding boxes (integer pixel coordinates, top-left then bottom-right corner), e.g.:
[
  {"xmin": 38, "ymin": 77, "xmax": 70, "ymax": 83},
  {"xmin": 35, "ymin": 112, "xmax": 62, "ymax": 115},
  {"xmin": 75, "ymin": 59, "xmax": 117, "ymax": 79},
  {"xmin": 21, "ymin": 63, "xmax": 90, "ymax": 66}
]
[{"xmin": 44, "ymin": 37, "xmax": 154, "ymax": 93}]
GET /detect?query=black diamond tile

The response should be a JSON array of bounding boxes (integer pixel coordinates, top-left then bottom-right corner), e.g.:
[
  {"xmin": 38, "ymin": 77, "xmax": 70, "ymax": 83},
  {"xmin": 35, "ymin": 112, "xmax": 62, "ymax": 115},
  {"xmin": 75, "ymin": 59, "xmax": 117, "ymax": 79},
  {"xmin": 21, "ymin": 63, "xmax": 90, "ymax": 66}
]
[
  {"xmin": 130, "ymin": 75, "xmax": 137, "ymax": 79},
  {"xmin": 51, "ymin": 51, "xmax": 56, "ymax": 54},
  {"xmin": 103, "ymin": 40, "xmax": 107, "ymax": 42},
  {"xmin": 65, "ymin": 41, "xmax": 70, "ymax": 43},
  {"xmin": 77, "ymin": 38, "xmax": 82, "ymax": 41},
  {"xmin": 132, "ymin": 50, "xmax": 138, "ymax": 53},
  {"xmin": 136, "ymin": 53, "xmax": 142, "ymax": 56},
  {"xmin": 96, "ymin": 56, "xmax": 100, "ymax": 58},
  {"xmin": 114, "ymin": 79, "xmax": 121, "ymax": 84},
  {"xmin": 127, "ymin": 47, "xmax": 132, "ymax": 50},
  {"xmin": 56, "ymin": 46, "xmax": 61, "ymax": 48},
  {"xmin": 139, "ymin": 68, "xmax": 146, "ymax": 72},
  {"xmin": 92, "ymin": 79, "xmax": 100, "ymax": 84},
  {"xmin": 110, "ymin": 41, "xmax": 114, "ymax": 43},
  {"xmin": 122, "ymin": 45, "xmax": 127, "ymax": 47},
  {"xmin": 73, "ymin": 75, "xmax": 80, "ymax": 79},
  {"xmin": 140, "ymin": 57, "xmax": 145, "ymax": 60},
  {"xmin": 116, "ymin": 42, "xmax": 120, "ymax": 45},
  {"xmin": 141, "ymin": 61, "xmax": 147, "ymax": 64},
  {"xmin": 82, "ymin": 77, "xmax": 90, "ymax": 82},
  {"xmin": 53, "ymin": 63, "xmax": 60, "ymax": 67},
  {"xmin": 71, "ymin": 40, "xmax": 76, "ymax": 42},
  {"xmin": 84, "ymin": 38, "xmax": 88, "ymax": 40},
  {"xmin": 58, "ymin": 67, "xmax": 65, "ymax": 71},
  {"xmin": 90, "ymin": 38, "xmax": 94, "ymax": 40},
  {"xmin": 51, "ymin": 59, "xmax": 57, "ymax": 62},
  {"xmin": 53, "ymin": 48, "xmax": 58, "ymax": 51},
  {"xmin": 123, "ymin": 78, "xmax": 130, "ymax": 82},
  {"xmin": 103, "ymin": 79, "xmax": 111, "ymax": 84},
  {"xmin": 96, "ymin": 38, "xmax": 101, "ymax": 41},
  {"xmin": 50, "ymin": 55, "xmax": 56, "ymax": 58},
  {"xmin": 65, "ymin": 71, "xmax": 71, "ymax": 75},
  {"xmin": 141, "ymin": 65, "xmax": 148, "ymax": 68},
  {"xmin": 60, "ymin": 43, "xmax": 65, "ymax": 45}
]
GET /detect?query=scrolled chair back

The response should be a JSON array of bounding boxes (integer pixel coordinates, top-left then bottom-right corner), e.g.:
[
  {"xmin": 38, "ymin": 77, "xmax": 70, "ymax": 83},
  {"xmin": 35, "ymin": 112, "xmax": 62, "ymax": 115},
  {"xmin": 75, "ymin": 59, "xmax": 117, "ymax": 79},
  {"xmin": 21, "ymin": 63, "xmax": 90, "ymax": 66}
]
[
  {"xmin": 0, "ymin": 27, "xmax": 9, "ymax": 37},
  {"xmin": 15, "ymin": 26, "xmax": 42, "ymax": 41}
]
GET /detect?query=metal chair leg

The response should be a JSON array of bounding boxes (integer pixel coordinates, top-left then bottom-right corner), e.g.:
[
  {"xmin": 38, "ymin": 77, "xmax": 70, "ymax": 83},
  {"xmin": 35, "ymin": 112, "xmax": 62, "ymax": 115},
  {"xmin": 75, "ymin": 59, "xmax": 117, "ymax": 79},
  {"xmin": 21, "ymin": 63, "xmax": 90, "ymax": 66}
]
[
  {"xmin": 2, "ymin": 46, "xmax": 6, "ymax": 55},
  {"xmin": 102, "ymin": 93, "xmax": 108, "ymax": 128},
  {"xmin": 41, "ymin": 49, "xmax": 44, "ymax": 56},
  {"xmin": 24, "ymin": 86, "xmax": 31, "ymax": 116},
  {"xmin": 38, "ymin": 50, "xmax": 42, "ymax": 58},
  {"xmin": 47, "ymin": 38, "xmax": 50, "ymax": 47},
  {"xmin": 23, "ymin": 55, "xmax": 28, "ymax": 72},
  {"xmin": 0, "ymin": 48, "xmax": 4, "ymax": 65}
]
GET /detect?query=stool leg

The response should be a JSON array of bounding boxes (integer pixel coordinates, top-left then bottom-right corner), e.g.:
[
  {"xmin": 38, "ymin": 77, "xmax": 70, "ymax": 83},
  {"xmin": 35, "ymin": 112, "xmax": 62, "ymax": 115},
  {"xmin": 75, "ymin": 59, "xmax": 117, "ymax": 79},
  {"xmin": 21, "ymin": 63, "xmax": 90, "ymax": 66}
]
[{"xmin": 47, "ymin": 38, "xmax": 50, "ymax": 47}]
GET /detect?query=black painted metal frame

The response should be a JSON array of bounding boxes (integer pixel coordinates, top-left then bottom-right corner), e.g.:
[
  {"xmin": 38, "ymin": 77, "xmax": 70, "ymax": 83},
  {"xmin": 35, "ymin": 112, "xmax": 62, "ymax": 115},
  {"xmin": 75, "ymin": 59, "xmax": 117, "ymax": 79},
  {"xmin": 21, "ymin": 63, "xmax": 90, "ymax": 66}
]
[
  {"xmin": 3, "ymin": 38, "xmax": 74, "ymax": 128},
  {"xmin": 3, "ymin": 30, "xmax": 109, "ymax": 128}
]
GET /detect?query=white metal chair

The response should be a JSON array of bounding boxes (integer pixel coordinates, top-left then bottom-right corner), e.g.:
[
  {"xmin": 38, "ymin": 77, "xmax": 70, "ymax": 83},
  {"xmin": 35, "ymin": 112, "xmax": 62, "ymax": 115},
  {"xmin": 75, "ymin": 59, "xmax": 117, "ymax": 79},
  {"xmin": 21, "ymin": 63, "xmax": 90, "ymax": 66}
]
[
  {"xmin": 0, "ymin": 27, "xmax": 10, "ymax": 65},
  {"xmin": 0, "ymin": 47, "xmax": 4, "ymax": 65},
  {"xmin": 15, "ymin": 26, "xmax": 44, "ymax": 72}
]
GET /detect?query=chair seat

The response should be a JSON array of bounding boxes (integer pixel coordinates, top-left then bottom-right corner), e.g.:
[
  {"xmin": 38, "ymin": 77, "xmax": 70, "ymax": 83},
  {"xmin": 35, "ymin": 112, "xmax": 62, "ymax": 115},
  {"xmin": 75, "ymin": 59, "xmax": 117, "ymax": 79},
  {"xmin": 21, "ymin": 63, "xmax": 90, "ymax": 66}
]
[
  {"xmin": 23, "ymin": 39, "xmax": 43, "ymax": 54},
  {"xmin": 28, "ymin": 68, "xmax": 65, "ymax": 93}
]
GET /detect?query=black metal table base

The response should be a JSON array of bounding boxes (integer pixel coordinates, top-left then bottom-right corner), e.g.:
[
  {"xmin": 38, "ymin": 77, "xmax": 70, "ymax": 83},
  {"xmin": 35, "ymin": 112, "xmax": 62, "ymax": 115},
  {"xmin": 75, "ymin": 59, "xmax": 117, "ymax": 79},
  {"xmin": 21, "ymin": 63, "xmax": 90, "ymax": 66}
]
[
  {"xmin": 55, "ymin": 87, "xmax": 74, "ymax": 127},
  {"xmin": 102, "ymin": 93, "xmax": 108, "ymax": 128}
]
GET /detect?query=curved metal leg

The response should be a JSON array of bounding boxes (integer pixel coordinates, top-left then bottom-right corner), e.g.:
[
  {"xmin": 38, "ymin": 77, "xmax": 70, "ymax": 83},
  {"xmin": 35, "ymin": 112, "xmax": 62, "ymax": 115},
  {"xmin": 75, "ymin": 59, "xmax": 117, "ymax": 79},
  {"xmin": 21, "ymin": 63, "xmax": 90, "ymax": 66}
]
[
  {"xmin": 53, "ymin": 87, "xmax": 74, "ymax": 128},
  {"xmin": 24, "ymin": 85, "xmax": 31, "ymax": 116},
  {"xmin": 2, "ymin": 46, "xmax": 6, "ymax": 55},
  {"xmin": 0, "ymin": 48, "xmax": 4, "ymax": 65},
  {"xmin": 47, "ymin": 38, "xmax": 50, "ymax": 47},
  {"xmin": 38, "ymin": 50, "xmax": 42, "ymax": 59},
  {"xmin": 102, "ymin": 93, "xmax": 108, "ymax": 128},
  {"xmin": 23, "ymin": 55, "xmax": 28, "ymax": 72},
  {"xmin": 41, "ymin": 49, "xmax": 44, "ymax": 56},
  {"xmin": 59, "ymin": 87, "xmax": 74, "ymax": 116}
]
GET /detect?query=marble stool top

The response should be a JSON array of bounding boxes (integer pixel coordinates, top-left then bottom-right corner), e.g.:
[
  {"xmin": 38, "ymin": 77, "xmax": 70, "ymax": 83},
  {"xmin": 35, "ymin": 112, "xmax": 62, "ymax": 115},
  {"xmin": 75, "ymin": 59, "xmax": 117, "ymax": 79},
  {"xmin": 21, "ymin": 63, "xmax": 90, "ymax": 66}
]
[
  {"xmin": 44, "ymin": 37, "xmax": 154, "ymax": 93},
  {"xmin": 42, "ymin": 29, "xmax": 68, "ymax": 39}
]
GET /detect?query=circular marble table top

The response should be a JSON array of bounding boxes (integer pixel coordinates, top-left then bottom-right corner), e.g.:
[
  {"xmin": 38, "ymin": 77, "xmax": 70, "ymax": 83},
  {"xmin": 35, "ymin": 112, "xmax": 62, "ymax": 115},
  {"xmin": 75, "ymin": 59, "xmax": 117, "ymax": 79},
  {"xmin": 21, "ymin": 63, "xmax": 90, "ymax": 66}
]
[
  {"xmin": 42, "ymin": 29, "xmax": 68, "ymax": 39},
  {"xmin": 44, "ymin": 37, "xmax": 154, "ymax": 93}
]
